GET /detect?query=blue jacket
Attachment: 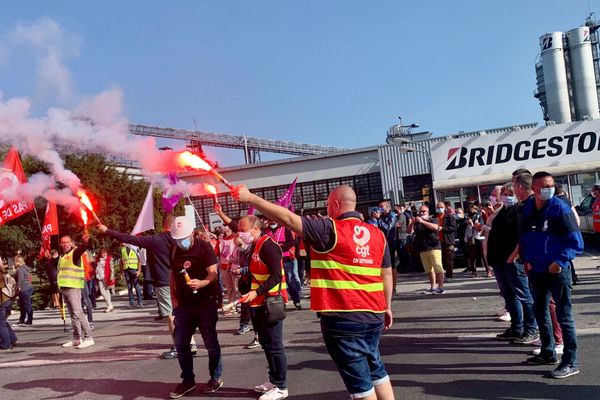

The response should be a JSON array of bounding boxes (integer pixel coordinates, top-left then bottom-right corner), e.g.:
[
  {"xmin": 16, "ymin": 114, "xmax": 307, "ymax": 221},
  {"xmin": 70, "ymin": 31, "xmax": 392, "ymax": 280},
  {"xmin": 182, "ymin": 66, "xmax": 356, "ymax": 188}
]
[{"xmin": 518, "ymin": 196, "xmax": 583, "ymax": 272}]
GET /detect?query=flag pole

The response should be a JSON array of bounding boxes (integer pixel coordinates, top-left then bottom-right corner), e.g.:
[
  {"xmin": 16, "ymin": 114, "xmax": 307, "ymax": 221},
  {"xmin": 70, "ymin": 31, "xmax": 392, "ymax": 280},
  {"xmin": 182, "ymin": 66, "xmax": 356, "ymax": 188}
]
[{"xmin": 186, "ymin": 195, "xmax": 206, "ymax": 231}]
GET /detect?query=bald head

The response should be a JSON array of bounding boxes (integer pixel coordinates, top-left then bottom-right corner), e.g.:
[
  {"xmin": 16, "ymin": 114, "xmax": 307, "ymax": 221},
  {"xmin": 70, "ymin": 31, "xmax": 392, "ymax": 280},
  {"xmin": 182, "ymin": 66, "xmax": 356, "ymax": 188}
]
[{"xmin": 327, "ymin": 185, "xmax": 356, "ymax": 218}]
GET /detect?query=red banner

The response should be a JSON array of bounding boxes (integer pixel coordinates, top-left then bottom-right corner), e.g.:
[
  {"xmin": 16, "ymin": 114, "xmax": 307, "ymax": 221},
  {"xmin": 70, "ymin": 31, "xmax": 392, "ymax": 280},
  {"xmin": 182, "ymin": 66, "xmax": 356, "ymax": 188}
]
[
  {"xmin": 0, "ymin": 148, "xmax": 34, "ymax": 225},
  {"xmin": 41, "ymin": 201, "xmax": 59, "ymax": 251}
]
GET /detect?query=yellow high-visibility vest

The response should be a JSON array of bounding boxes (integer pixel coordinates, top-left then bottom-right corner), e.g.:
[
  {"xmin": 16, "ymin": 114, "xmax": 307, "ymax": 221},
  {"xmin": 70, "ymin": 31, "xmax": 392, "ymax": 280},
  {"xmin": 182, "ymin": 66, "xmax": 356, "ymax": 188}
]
[{"xmin": 58, "ymin": 249, "xmax": 85, "ymax": 289}]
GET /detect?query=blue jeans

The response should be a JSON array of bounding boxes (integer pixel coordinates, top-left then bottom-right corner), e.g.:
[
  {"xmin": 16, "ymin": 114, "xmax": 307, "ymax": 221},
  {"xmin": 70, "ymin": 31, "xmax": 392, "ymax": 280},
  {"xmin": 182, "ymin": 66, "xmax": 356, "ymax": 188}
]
[
  {"xmin": 251, "ymin": 306, "xmax": 287, "ymax": 389},
  {"xmin": 492, "ymin": 262, "xmax": 536, "ymax": 334},
  {"xmin": 86, "ymin": 280, "xmax": 96, "ymax": 308},
  {"xmin": 173, "ymin": 305, "xmax": 222, "ymax": 383},
  {"xmin": 0, "ymin": 300, "xmax": 17, "ymax": 349},
  {"xmin": 321, "ymin": 315, "xmax": 389, "ymax": 398},
  {"xmin": 124, "ymin": 269, "xmax": 143, "ymax": 306},
  {"xmin": 80, "ymin": 283, "xmax": 94, "ymax": 323},
  {"xmin": 283, "ymin": 259, "xmax": 301, "ymax": 304},
  {"xmin": 18, "ymin": 287, "xmax": 34, "ymax": 324},
  {"xmin": 529, "ymin": 268, "xmax": 577, "ymax": 367}
]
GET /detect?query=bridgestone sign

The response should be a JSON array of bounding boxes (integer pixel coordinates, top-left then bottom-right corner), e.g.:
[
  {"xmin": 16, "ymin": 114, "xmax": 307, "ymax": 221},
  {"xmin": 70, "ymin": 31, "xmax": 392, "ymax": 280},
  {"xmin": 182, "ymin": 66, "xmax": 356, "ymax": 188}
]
[{"xmin": 430, "ymin": 119, "xmax": 600, "ymax": 189}]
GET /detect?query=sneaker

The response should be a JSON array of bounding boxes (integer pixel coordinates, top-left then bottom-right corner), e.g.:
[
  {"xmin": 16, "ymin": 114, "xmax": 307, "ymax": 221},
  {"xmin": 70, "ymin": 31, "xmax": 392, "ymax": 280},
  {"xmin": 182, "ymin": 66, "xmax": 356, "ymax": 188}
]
[
  {"xmin": 421, "ymin": 288, "xmax": 435, "ymax": 295},
  {"xmin": 205, "ymin": 378, "xmax": 223, "ymax": 392},
  {"xmin": 12, "ymin": 323, "xmax": 25, "ymax": 327},
  {"xmin": 136, "ymin": 303, "xmax": 144, "ymax": 308},
  {"xmin": 495, "ymin": 307, "xmax": 507, "ymax": 316},
  {"xmin": 254, "ymin": 381, "xmax": 276, "ymax": 393},
  {"xmin": 76, "ymin": 338, "xmax": 95, "ymax": 349},
  {"xmin": 104, "ymin": 306, "xmax": 113, "ymax": 313},
  {"xmin": 293, "ymin": 302, "xmax": 302, "ymax": 310},
  {"xmin": 530, "ymin": 338, "xmax": 542, "ymax": 347},
  {"xmin": 527, "ymin": 355, "xmax": 559, "ymax": 365},
  {"xmin": 432, "ymin": 288, "xmax": 445, "ymax": 295},
  {"xmin": 246, "ymin": 338, "xmax": 260, "ymax": 349},
  {"xmin": 259, "ymin": 387, "xmax": 288, "ymax": 400},
  {"xmin": 236, "ymin": 325, "xmax": 251, "ymax": 335},
  {"xmin": 190, "ymin": 343, "xmax": 197, "ymax": 356},
  {"xmin": 169, "ymin": 381, "xmax": 196, "ymax": 399},
  {"xmin": 532, "ymin": 344, "xmax": 564, "ymax": 356},
  {"xmin": 62, "ymin": 340, "xmax": 80, "ymax": 348},
  {"xmin": 161, "ymin": 346, "xmax": 178, "ymax": 359},
  {"xmin": 496, "ymin": 328, "xmax": 522, "ymax": 341},
  {"xmin": 513, "ymin": 332, "xmax": 540, "ymax": 345},
  {"xmin": 497, "ymin": 312, "xmax": 511, "ymax": 322},
  {"xmin": 550, "ymin": 364, "xmax": 580, "ymax": 379}
]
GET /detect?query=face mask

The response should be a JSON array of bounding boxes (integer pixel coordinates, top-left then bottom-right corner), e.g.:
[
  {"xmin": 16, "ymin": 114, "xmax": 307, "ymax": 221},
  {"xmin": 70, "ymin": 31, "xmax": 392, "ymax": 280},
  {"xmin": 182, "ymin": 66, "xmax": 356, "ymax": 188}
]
[
  {"xmin": 489, "ymin": 196, "xmax": 497, "ymax": 207},
  {"xmin": 378, "ymin": 207, "xmax": 386, "ymax": 213},
  {"xmin": 501, "ymin": 195, "xmax": 518, "ymax": 207},
  {"xmin": 456, "ymin": 214, "xmax": 465, "ymax": 219},
  {"xmin": 436, "ymin": 208, "xmax": 444, "ymax": 214},
  {"xmin": 177, "ymin": 237, "xmax": 192, "ymax": 250},
  {"xmin": 269, "ymin": 224, "xmax": 278, "ymax": 230},
  {"xmin": 539, "ymin": 187, "xmax": 555, "ymax": 201},
  {"xmin": 238, "ymin": 231, "xmax": 254, "ymax": 244}
]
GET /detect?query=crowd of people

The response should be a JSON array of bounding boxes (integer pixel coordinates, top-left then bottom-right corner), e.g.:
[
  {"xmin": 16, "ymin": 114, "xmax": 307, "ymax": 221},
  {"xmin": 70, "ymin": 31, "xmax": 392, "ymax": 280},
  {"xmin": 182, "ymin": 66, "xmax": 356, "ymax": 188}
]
[{"xmin": 0, "ymin": 169, "xmax": 596, "ymax": 398}]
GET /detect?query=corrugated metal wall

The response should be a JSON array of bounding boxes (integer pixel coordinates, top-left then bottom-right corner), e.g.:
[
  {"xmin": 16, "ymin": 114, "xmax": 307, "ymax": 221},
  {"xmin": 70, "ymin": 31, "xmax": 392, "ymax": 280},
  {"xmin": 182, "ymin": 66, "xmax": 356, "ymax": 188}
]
[{"xmin": 378, "ymin": 143, "xmax": 430, "ymax": 203}]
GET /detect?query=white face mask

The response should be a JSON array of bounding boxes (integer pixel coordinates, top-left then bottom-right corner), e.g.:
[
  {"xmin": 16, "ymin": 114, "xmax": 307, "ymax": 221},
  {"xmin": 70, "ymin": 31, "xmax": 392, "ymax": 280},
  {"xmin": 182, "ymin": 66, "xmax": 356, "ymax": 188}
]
[
  {"xmin": 238, "ymin": 231, "xmax": 254, "ymax": 244},
  {"xmin": 269, "ymin": 224, "xmax": 278, "ymax": 230}
]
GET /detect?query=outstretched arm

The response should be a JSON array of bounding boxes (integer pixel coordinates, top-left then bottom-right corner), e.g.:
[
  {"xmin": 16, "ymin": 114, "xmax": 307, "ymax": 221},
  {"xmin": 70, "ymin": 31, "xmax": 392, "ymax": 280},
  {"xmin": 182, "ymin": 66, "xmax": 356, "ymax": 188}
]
[{"xmin": 232, "ymin": 185, "xmax": 303, "ymax": 236}]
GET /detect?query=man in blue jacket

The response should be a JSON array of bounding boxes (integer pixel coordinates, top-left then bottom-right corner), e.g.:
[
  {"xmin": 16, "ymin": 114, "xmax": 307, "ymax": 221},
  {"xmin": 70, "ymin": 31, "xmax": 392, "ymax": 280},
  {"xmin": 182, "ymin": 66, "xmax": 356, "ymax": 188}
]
[{"xmin": 519, "ymin": 171, "xmax": 583, "ymax": 379}]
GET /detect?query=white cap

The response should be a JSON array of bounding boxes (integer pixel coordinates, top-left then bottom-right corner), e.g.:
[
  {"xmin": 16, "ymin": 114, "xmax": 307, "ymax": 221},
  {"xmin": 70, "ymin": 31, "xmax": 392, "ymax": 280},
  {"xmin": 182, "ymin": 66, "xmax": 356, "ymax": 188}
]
[{"xmin": 170, "ymin": 216, "xmax": 194, "ymax": 240}]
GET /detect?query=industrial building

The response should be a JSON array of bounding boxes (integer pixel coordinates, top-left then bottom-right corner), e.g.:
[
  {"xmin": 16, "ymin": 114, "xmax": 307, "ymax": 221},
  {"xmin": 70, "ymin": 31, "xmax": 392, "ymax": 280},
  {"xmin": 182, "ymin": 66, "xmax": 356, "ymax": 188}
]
[{"xmin": 177, "ymin": 18, "xmax": 600, "ymax": 231}]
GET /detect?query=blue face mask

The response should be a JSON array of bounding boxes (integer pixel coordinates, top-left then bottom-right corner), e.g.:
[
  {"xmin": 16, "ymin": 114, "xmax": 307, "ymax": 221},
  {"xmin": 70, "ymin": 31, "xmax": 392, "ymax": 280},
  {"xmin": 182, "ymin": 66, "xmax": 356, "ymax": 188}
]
[
  {"xmin": 177, "ymin": 237, "xmax": 192, "ymax": 250},
  {"xmin": 539, "ymin": 187, "xmax": 555, "ymax": 201},
  {"xmin": 436, "ymin": 208, "xmax": 444, "ymax": 214},
  {"xmin": 501, "ymin": 195, "xmax": 518, "ymax": 207}
]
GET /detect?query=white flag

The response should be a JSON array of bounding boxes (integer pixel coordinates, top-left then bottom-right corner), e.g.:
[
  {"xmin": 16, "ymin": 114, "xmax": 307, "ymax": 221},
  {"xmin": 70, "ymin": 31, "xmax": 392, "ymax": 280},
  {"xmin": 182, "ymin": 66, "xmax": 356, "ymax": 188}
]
[{"xmin": 131, "ymin": 183, "xmax": 155, "ymax": 235}]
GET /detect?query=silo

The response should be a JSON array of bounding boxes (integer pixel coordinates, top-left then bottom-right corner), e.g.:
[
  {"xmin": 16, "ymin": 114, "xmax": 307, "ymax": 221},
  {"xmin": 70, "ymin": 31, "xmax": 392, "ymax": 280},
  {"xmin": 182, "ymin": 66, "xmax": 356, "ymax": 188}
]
[
  {"xmin": 540, "ymin": 32, "xmax": 572, "ymax": 123},
  {"xmin": 566, "ymin": 27, "xmax": 600, "ymax": 119}
]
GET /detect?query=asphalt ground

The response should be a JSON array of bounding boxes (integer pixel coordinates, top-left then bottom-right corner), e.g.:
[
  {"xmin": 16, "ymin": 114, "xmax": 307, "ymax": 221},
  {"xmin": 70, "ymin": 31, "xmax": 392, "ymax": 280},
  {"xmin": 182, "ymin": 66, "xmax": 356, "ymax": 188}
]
[{"xmin": 1, "ymin": 250, "xmax": 599, "ymax": 400}]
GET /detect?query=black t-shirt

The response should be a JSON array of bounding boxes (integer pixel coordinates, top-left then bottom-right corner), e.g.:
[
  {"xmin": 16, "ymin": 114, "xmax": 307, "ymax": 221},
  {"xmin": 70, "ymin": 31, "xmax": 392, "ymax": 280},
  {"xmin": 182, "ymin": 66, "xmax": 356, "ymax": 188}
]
[
  {"xmin": 413, "ymin": 217, "xmax": 441, "ymax": 252},
  {"xmin": 172, "ymin": 238, "xmax": 219, "ymax": 308},
  {"xmin": 487, "ymin": 204, "xmax": 522, "ymax": 268}
]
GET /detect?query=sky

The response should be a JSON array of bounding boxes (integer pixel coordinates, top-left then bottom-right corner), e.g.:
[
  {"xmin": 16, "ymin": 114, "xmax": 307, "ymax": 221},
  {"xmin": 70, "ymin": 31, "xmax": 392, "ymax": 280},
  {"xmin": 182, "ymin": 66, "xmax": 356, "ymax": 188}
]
[{"xmin": 0, "ymin": 1, "xmax": 597, "ymax": 166}]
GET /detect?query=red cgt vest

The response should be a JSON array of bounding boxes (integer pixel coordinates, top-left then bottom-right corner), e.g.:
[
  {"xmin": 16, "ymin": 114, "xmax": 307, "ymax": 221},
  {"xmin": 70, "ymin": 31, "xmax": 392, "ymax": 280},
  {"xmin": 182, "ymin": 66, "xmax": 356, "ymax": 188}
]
[
  {"xmin": 249, "ymin": 235, "xmax": 288, "ymax": 307},
  {"xmin": 310, "ymin": 217, "xmax": 387, "ymax": 313}
]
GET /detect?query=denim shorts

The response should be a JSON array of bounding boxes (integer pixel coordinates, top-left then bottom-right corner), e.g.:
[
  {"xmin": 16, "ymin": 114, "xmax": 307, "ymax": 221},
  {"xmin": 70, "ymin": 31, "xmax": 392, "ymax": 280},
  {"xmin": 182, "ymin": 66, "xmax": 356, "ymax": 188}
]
[{"xmin": 320, "ymin": 315, "xmax": 389, "ymax": 398}]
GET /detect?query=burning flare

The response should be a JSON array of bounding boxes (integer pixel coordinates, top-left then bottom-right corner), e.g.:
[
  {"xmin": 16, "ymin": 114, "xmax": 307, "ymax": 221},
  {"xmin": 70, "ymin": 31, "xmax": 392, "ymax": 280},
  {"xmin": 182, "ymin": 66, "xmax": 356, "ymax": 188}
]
[
  {"xmin": 77, "ymin": 189, "xmax": 102, "ymax": 224},
  {"xmin": 204, "ymin": 183, "xmax": 217, "ymax": 195},
  {"xmin": 179, "ymin": 151, "xmax": 212, "ymax": 171},
  {"xmin": 80, "ymin": 207, "xmax": 89, "ymax": 226}
]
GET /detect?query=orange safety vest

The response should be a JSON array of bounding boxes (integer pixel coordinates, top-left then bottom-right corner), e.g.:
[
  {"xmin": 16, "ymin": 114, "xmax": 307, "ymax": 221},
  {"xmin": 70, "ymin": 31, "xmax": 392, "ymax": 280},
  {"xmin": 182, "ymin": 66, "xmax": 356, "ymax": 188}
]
[
  {"xmin": 310, "ymin": 217, "xmax": 387, "ymax": 313},
  {"xmin": 249, "ymin": 235, "xmax": 288, "ymax": 307},
  {"xmin": 593, "ymin": 198, "xmax": 600, "ymax": 233}
]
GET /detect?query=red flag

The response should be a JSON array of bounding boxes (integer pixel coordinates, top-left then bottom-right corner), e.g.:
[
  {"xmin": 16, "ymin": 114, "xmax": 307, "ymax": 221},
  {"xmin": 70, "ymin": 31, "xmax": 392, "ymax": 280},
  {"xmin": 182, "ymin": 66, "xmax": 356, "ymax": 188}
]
[
  {"xmin": 0, "ymin": 148, "xmax": 34, "ymax": 225},
  {"xmin": 41, "ymin": 201, "xmax": 59, "ymax": 251}
]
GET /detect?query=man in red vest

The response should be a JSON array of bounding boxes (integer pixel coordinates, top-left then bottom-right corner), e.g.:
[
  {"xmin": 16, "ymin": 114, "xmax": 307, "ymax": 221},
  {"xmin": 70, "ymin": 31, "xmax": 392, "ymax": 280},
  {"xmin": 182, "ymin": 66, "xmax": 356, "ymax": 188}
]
[{"xmin": 233, "ymin": 185, "xmax": 395, "ymax": 400}]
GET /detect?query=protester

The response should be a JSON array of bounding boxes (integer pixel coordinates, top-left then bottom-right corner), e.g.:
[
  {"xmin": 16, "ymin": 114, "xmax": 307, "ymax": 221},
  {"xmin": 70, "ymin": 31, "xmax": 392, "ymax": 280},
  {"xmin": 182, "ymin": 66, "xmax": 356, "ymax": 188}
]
[
  {"xmin": 408, "ymin": 205, "xmax": 445, "ymax": 294},
  {"xmin": 95, "ymin": 248, "xmax": 114, "ymax": 312},
  {"xmin": 436, "ymin": 202, "xmax": 457, "ymax": 281},
  {"xmin": 393, "ymin": 204, "xmax": 410, "ymax": 274},
  {"xmin": 58, "ymin": 234, "xmax": 94, "ymax": 349},
  {"xmin": 42, "ymin": 249, "xmax": 60, "ymax": 309},
  {"xmin": 374, "ymin": 200, "xmax": 398, "ymax": 292},
  {"xmin": 592, "ymin": 184, "xmax": 600, "ymax": 268},
  {"xmin": 487, "ymin": 182, "xmax": 538, "ymax": 344},
  {"xmin": 237, "ymin": 215, "xmax": 289, "ymax": 400},
  {"xmin": 219, "ymin": 226, "xmax": 239, "ymax": 314},
  {"xmin": 80, "ymin": 250, "xmax": 95, "ymax": 329},
  {"xmin": 140, "ymin": 247, "xmax": 155, "ymax": 301},
  {"xmin": 99, "ymin": 216, "xmax": 198, "ymax": 359},
  {"xmin": 120, "ymin": 243, "xmax": 143, "ymax": 309},
  {"xmin": 14, "ymin": 255, "xmax": 34, "ymax": 326},
  {"xmin": 464, "ymin": 206, "xmax": 489, "ymax": 278},
  {"xmin": 519, "ymin": 171, "xmax": 583, "ymax": 378},
  {"xmin": 233, "ymin": 185, "xmax": 395, "ymax": 400},
  {"xmin": 0, "ymin": 259, "xmax": 18, "ymax": 350},
  {"xmin": 168, "ymin": 216, "xmax": 223, "ymax": 398}
]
